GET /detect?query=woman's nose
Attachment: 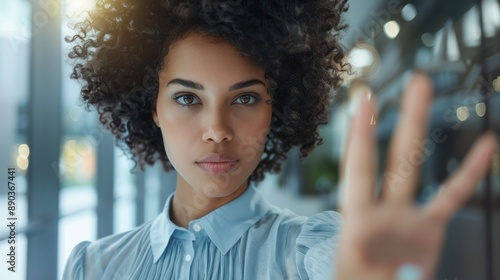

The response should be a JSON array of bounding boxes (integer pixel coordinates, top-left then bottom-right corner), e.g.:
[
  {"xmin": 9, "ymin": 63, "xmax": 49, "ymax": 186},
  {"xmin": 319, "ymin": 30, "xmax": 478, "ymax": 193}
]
[{"xmin": 201, "ymin": 109, "xmax": 234, "ymax": 143}]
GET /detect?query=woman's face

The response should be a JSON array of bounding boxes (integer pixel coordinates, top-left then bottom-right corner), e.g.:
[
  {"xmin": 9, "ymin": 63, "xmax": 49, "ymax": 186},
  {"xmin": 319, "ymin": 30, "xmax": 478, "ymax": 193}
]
[{"xmin": 153, "ymin": 32, "xmax": 272, "ymax": 199}]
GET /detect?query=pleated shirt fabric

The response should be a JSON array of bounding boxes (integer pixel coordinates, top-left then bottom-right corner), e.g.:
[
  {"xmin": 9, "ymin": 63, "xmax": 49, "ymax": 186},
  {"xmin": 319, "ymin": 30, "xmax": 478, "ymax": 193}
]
[{"xmin": 63, "ymin": 185, "xmax": 342, "ymax": 280}]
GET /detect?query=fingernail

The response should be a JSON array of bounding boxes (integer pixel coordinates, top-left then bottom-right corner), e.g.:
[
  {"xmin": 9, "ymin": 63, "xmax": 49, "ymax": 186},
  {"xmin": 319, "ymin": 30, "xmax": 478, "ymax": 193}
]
[
  {"xmin": 348, "ymin": 88, "xmax": 371, "ymax": 118},
  {"xmin": 395, "ymin": 263, "xmax": 423, "ymax": 280}
]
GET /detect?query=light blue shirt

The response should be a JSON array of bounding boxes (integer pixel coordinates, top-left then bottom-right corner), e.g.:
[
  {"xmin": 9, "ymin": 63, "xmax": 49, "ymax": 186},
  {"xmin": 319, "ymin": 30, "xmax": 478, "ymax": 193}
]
[{"xmin": 63, "ymin": 185, "xmax": 343, "ymax": 280}]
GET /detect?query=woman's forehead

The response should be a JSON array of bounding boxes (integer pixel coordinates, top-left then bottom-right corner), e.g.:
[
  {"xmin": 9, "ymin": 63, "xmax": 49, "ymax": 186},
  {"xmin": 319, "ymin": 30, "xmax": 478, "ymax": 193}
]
[{"xmin": 159, "ymin": 32, "xmax": 268, "ymax": 87}]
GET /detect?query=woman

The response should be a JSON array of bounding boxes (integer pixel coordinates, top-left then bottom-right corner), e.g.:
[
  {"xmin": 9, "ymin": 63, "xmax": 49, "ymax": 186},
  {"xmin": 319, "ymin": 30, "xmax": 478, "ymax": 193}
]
[{"xmin": 63, "ymin": 0, "xmax": 497, "ymax": 279}]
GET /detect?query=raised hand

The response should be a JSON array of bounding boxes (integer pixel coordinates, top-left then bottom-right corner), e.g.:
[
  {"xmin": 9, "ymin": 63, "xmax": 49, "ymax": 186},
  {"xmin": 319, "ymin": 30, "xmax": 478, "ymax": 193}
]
[{"xmin": 335, "ymin": 73, "xmax": 497, "ymax": 280}]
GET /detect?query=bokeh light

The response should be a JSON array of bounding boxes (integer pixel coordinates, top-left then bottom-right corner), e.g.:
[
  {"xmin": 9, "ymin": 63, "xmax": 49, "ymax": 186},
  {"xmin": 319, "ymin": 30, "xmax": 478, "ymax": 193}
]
[
  {"xmin": 456, "ymin": 106, "xmax": 470, "ymax": 121},
  {"xmin": 401, "ymin": 4, "xmax": 417, "ymax": 21},
  {"xmin": 18, "ymin": 144, "xmax": 30, "ymax": 157},
  {"xmin": 384, "ymin": 21, "xmax": 400, "ymax": 39},
  {"xmin": 475, "ymin": 103, "xmax": 486, "ymax": 117},
  {"xmin": 65, "ymin": 0, "xmax": 95, "ymax": 18}
]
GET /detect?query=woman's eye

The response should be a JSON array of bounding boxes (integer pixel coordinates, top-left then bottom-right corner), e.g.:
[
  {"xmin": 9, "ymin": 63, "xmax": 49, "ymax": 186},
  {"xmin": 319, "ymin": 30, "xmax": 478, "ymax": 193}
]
[
  {"xmin": 174, "ymin": 94, "xmax": 199, "ymax": 106},
  {"xmin": 235, "ymin": 94, "xmax": 258, "ymax": 105}
]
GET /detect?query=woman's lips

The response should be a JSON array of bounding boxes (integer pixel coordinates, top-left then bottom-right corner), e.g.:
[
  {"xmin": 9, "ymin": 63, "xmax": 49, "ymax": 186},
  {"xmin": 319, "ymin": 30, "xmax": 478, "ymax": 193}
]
[{"xmin": 196, "ymin": 161, "xmax": 238, "ymax": 174}]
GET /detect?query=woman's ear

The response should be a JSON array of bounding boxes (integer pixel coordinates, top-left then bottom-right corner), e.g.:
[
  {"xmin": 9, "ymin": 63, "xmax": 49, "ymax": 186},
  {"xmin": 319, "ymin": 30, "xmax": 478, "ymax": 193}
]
[
  {"xmin": 151, "ymin": 104, "xmax": 160, "ymax": 127},
  {"xmin": 152, "ymin": 110, "xmax": 160, "ymax": 127}
]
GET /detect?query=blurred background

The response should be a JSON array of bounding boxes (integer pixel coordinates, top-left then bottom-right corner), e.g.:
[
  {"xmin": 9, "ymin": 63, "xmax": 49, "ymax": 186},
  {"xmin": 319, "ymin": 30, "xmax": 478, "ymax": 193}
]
[{"xmin": 0, "ymin": 0, "xmax": 499, "ymax": 279}]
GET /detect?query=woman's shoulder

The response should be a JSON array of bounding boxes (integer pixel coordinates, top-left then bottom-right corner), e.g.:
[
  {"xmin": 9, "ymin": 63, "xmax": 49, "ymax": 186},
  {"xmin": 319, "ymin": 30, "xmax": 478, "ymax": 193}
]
[
  {"xmin": 293, "ymin": 211, "xmax": 343, "ymax": 280},
  {"xmin": 258, "ymin": 207, "xmax": 343, "ymax": 251},
  {"xmin": 294, "ymin": 210, "xmax": 343, "ymax": 251},
  {"xmin": 266, "ymin": 207, "xmax": 343, "ymax": 234},
  {"xmin": 88, "ymin": 218, "xmax": 154, "ymax": 254},
  {"xmin": 62, "ymin": 241, "xmax": 91, "ymax": 280},
  {"xmin": 300, "ymin": 210, "xmax": 343, "ymax": 236},
  {"xmin": 257, "ymin": 209, "xmax": 343, "ymax": 279},
  {"xmin": 62, "ymin": 219, "xmax": 155, "ymax": 280}
]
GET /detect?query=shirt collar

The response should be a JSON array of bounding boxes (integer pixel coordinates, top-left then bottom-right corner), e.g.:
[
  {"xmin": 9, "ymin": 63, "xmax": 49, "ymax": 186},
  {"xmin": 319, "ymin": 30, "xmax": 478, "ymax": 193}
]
[{"xmin": 150, "ymin": 184, "xmax": 273, "ymax": 263}]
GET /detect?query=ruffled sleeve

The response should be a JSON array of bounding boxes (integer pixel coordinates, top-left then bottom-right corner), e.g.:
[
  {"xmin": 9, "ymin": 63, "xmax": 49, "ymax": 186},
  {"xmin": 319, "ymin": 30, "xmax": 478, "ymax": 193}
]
[
  {"xmin": 295, "ymin": 211, "xmax": 343, "ymax": 280},
  {"xmin": 63, "ymin": 241, "xmax": 90, "ymax": 280}
]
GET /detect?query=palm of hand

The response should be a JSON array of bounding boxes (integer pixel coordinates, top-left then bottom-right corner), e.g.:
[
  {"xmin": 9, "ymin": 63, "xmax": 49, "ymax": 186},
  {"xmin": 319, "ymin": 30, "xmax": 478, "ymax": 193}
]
[
  {"xmin": 336, "ymin": 74, "xmax": 497, "ymax": 280},
  {"xmin": 338, "ymin": 201, "xmax": 445, "ymax": 280}
]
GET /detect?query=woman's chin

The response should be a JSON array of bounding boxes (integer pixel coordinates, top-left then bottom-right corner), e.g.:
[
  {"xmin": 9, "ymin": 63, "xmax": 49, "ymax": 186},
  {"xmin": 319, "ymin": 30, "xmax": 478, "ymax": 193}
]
[{"xmin": 198, "ymin": 180, "xmax": 247, "ymax": 199}]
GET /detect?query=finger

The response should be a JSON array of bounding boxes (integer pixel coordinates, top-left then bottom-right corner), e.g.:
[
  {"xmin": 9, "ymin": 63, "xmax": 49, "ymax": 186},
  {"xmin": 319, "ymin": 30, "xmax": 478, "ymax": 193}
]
[
  {"xmin": 382, "ymin": 73, "xmax": 434, "ymax": 204},
  {"xmin": 338, "ymin": 116, "xmax": 354, "ymax": 215},
  {"xmin": 339, "ymin": 89, "xmax": 368, "ymax": 211},
  {"xmin": 340, "ymin": 83, "xmax": 373, "ymax": 181},
  {"xmin": 343, "ymin": 91, "xmax": 377, "ymax": 215},
  {"xmin": 424, "ymin": 132, "xmax": 498, "ymax": 222}
]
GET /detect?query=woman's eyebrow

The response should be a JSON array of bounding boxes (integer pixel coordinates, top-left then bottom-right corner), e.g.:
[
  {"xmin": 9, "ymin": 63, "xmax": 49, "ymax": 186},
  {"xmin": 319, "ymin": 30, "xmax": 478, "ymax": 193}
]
[
  {"xmin": 229, "ymin": 79, "xmax": 266, "ymax": 91},
  {"xmin": 167, "ymin": 79, "xmax": 204, "ymax": 90},
  {"xmin": 166, "ymin": 78, "xmax": 266, "ymax": 91}
]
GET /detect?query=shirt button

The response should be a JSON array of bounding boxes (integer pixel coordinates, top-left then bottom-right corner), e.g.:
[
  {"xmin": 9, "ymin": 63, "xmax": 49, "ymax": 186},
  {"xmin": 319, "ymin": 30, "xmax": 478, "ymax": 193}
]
[
  {"xmin": 185, "ymin": 254, "xmax": 192, "ymax": 262},
  {"xmin": 193, "ymin": 223, "xmax": 202, "ymax": 232}
]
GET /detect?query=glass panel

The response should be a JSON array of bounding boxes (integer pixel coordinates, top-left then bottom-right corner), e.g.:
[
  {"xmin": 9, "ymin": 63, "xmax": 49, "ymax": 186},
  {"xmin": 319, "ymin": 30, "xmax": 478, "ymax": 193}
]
[
  {"xmin": 58, "ymin": 0, "xmax": 98, "ymax": 278},
  {"xmin": 114, "ymin": 147, "xmax": 137, "ymax": 234},
  {"xmin": 0, "ymin": 0, "xmax": 31, "ymax": 279}
]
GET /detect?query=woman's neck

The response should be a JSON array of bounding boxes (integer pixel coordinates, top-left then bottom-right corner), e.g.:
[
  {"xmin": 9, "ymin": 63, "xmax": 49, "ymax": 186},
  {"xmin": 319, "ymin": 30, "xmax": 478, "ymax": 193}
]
[{"xmin": 169, "ymin": 178, "xmax": 249, "ymax": 228}]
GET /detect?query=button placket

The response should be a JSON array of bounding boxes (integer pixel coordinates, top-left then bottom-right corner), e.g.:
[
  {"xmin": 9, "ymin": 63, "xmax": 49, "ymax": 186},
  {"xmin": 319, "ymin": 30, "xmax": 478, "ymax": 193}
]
[{"xmin": 180, "ymin": 240, "xmax": 194, "ymax": 280}]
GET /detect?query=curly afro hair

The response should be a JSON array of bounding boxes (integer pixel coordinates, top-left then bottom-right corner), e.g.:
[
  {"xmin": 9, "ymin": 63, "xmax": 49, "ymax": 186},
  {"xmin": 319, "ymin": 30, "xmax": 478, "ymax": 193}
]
[{"xmin": 66, "ymin": 0, "xmax": 349, "ymax": 184}]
